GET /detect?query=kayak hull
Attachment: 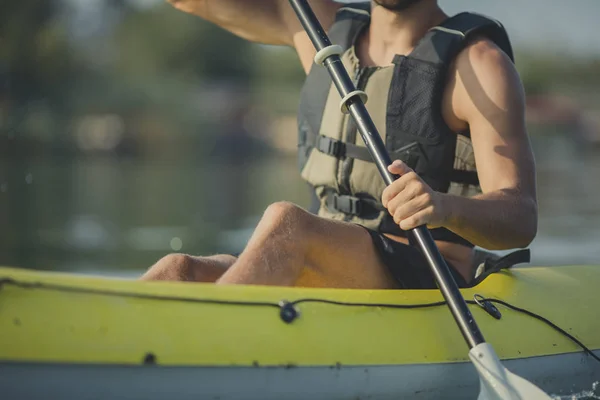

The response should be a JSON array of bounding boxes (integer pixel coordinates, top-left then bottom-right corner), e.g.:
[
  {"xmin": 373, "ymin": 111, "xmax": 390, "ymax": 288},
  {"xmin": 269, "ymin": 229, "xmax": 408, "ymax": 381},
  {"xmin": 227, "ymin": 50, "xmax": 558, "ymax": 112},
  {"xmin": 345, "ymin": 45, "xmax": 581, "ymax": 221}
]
[{"xmin": 2, "ymin": 351, "xmax": 599, "ymax": 400}]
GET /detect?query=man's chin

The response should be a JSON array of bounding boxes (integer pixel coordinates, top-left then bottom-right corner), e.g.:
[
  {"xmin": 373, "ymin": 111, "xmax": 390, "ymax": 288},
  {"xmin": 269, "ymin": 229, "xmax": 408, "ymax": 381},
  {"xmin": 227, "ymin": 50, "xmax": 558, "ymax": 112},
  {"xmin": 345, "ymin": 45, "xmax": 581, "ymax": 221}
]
[{"xmin": 373, "ymin": 0, "xmax": 424, "ymax": 11}]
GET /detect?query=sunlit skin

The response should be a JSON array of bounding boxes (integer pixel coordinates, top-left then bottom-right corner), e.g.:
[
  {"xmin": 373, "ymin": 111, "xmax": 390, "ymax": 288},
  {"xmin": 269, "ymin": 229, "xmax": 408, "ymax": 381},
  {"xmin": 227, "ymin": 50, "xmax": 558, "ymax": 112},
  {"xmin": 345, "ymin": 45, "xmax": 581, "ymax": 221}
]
[{"xmin": 142, "ymin": 0, "xmax": 537, "ymax": 287}]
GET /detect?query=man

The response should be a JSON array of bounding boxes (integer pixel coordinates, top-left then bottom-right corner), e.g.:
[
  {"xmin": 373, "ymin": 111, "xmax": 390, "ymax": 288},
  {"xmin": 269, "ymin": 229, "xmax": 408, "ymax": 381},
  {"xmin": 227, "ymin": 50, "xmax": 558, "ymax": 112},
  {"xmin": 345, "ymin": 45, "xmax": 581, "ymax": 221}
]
[{"xmin": 141, "ymin": 0, "xmax": 537, "ymax": 289}]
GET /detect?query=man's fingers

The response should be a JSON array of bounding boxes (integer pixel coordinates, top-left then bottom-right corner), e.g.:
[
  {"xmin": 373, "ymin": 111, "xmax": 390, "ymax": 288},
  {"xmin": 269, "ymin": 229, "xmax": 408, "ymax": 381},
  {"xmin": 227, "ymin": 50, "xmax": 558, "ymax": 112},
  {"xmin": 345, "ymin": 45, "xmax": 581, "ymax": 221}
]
[
  {"xmin": 387, "ymin": 160, "xmax": 412, "ymax": 176},
  {"xmin": 387, "ymin": 182, "xmax": 420, "ymax": 214},
  {"xmin": 382, "ymin": 161, "xmax": 416, "ymax": 207},
  {"xmin": 382, "ymin": 161, "xmax": 440, "ymax": 230},
  {"xmin": 391, "ymin": 193, "xmax": 431, "ymax": 225},
  {"xmin": 399, "ymin": 207, "xmax": 434, "ymax": 231}
]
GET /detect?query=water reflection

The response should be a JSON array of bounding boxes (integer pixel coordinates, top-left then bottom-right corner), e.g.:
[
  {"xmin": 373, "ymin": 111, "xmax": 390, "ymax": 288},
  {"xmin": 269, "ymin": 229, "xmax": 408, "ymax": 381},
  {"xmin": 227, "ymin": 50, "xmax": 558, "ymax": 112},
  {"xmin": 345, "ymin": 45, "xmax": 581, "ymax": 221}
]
[{"xmin": 0, "ymin": 131, "xmax": 599, "ymax": 275}]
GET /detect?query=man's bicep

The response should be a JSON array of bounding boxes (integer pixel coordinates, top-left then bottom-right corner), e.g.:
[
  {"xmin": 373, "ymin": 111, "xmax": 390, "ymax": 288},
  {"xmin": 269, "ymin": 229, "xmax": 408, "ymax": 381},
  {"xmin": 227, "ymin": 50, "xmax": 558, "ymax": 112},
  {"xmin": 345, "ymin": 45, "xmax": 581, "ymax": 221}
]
[
  {"xmin": 471, "ymin": 115, "xmax": 536, "ymax": 197},
  {"xmin": 456, "ymin": 40, "xmax": 536, "ymax": 198}
]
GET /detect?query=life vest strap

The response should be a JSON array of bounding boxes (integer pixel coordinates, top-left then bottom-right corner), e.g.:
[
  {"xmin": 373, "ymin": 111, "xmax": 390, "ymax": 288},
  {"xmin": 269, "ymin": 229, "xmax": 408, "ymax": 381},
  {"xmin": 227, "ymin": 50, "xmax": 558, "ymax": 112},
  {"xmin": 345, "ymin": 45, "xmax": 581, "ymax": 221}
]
[
  {"xmin": 315, "ymin": 135, "xmax": 372, "ymax": 161},
  {"xmin": 316, "ymin": 135, "xmax": 479, "ymax": 186}
]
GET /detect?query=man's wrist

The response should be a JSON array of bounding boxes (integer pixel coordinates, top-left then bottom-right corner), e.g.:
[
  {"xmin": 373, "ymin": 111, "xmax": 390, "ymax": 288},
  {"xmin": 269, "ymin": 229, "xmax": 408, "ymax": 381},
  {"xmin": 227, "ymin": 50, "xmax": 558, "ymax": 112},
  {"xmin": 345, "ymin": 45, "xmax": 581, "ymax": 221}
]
[{"xmin": 437, "ymin": 192, "xmax": 458, "ymax": 229}]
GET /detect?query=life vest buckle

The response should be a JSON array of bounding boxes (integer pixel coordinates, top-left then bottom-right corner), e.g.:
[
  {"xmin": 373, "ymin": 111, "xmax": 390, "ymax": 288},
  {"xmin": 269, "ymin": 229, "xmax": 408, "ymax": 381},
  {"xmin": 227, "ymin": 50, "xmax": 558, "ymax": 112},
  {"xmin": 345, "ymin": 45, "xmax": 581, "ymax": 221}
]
[
  {"xmin": 316, "ymin": 136, "xmax": 344, "ymax": 158},
  {"xmin": 332, "ymin": 193, "xmax": 362, "ymax": 216}
]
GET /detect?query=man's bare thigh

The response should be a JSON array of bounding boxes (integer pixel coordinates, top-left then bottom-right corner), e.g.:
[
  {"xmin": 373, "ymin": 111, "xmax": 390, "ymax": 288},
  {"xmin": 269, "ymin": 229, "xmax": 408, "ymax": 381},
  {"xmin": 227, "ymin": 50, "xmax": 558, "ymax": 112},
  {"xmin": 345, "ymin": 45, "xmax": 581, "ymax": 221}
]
[{"xmin": 298, "ymin": 215, "xmax": 399, "ymax": 289}]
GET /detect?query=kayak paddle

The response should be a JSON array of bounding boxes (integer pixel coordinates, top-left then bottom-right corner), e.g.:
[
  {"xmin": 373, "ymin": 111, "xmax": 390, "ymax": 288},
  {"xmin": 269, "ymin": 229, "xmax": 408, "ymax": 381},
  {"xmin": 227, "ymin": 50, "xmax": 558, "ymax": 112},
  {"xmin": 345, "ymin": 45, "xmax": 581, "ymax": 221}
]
[{"xmin": 287, "ymin": 0, "xmax": 551, "ymax": 398}]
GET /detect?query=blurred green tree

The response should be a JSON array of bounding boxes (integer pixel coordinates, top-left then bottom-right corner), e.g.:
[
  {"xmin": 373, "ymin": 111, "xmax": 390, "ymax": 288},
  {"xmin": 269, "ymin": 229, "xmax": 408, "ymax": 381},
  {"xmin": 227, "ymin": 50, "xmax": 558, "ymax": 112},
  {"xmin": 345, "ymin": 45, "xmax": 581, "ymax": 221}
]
[{"xmin": 0, "ymin": 0, "xmax": 77, "ymax": 110}]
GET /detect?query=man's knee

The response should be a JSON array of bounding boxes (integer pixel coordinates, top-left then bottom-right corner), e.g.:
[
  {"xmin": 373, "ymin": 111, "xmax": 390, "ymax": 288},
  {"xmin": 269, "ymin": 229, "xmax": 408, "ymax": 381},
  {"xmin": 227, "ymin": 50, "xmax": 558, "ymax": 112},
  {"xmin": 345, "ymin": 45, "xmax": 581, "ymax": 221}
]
[
  {"xmin": 160, "ymin": 253, "xmax": 193, "ymax": 270},
  {"xmin": 263, "ymin": 201, "xmax": 310, "ymax": 229},
  {"xmin": 141, "ymin": 253, "xmax": 195, "ymax": 281},
  {"xmin": 260, "ymin": 201, "xmax": 323, "ymax": 254}
]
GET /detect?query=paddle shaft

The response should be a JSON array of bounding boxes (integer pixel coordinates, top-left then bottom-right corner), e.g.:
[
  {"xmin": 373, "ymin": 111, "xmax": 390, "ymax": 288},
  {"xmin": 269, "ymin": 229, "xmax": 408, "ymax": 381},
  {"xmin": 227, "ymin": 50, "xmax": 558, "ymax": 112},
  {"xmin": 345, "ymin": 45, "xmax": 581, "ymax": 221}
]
[{"xmin": 289, "ymin": 0, "xmax": 485, "ymax": 349}]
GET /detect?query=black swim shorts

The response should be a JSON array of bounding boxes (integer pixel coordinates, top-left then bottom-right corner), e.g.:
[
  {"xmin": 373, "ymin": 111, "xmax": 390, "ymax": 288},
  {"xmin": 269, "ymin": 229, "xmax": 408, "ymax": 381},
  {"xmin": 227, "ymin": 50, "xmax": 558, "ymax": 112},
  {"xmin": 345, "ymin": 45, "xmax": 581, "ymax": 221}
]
[{"xmin": 365, "ymin": 228, "xmax": 468, "ymax": 289}]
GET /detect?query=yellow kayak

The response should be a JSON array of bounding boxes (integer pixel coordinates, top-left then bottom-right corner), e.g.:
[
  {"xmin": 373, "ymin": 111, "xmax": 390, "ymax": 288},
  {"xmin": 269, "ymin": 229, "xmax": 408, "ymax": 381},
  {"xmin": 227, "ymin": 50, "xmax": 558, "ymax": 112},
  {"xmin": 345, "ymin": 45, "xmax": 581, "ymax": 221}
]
[{"xmin": 0, "ymin": 265, "xmax": 598, "ymax": 399}]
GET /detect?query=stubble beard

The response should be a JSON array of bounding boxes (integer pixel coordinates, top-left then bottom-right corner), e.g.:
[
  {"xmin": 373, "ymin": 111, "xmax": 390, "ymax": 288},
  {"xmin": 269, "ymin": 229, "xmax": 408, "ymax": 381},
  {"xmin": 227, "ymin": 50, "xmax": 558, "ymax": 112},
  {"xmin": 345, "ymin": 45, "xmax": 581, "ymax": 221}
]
[{"xmin": 372, "ymin": 0, "xmax": 424, "ymax": 11}]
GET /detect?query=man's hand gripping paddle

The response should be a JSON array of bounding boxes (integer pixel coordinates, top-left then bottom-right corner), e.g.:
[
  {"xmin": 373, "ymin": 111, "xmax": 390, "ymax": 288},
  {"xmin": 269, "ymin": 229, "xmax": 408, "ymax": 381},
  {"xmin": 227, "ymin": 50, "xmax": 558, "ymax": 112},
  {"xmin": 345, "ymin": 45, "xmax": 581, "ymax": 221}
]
[{"xmin": 287, "ymin": 1, "xmax": 551, "ymax": 398}]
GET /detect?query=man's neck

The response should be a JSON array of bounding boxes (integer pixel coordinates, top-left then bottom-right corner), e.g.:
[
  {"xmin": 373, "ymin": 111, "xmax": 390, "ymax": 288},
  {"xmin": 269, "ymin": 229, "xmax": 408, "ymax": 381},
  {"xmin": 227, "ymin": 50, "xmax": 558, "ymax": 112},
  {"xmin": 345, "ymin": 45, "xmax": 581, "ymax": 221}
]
[{"xmin": 359, "ymin": 1, "xmax": 447, "ymax": 66}]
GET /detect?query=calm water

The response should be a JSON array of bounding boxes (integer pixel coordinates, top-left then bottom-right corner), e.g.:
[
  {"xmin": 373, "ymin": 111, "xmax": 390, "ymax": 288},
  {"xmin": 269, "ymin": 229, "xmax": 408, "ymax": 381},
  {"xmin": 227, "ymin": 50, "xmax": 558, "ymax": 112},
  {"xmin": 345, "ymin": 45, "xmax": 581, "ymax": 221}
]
[{"xmin": 0, "ymin": 152, "xmax": 310, "ymax": 275}]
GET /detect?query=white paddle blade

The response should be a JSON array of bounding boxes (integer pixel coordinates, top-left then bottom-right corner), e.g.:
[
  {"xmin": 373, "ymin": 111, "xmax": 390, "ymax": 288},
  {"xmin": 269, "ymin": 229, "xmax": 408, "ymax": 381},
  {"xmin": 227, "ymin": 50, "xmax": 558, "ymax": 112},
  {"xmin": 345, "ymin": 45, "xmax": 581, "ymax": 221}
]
[{"xmin": 469, "ymin": 343, "xmax": 552, "ymax": 400}]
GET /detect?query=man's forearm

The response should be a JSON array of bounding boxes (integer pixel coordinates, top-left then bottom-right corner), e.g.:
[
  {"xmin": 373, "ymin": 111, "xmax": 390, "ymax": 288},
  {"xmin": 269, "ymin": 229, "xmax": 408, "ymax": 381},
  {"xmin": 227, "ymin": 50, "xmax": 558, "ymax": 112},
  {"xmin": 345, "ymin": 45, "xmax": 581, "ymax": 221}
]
[
  {"xmin": 441, "ymin": 190, "xmax": 538, "ymax": 250},
  {"xmin": 167, "ymin": 0, "xmax": 338, "ymax": 47}
]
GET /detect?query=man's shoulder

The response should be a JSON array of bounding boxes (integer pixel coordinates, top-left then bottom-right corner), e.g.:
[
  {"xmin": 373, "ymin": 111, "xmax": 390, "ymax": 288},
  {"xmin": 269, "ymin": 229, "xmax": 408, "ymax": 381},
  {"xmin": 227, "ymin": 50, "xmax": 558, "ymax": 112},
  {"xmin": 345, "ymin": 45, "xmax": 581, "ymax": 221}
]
[
  {"xmin": 456, "ymin": 37, "xmax": 513, "ymax": 72},
  {"xmin": 445, "ymin": 35, "xmax": 525, "ymax": 128},
  {"xmin": 449, "ymin": 36, "xmax": 518, "ymax": 92}
]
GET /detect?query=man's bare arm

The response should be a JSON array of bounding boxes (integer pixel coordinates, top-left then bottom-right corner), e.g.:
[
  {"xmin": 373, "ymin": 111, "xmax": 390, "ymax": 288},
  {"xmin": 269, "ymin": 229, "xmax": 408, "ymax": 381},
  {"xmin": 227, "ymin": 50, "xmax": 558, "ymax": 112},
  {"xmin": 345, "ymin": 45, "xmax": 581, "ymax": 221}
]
[
  {"xmin": 442, "ymin": 38, "xmax": 538, "ymax": 250},
  {"xmin": 167, "ymin": 0, "xmax": 340, "ymax": 72}
]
